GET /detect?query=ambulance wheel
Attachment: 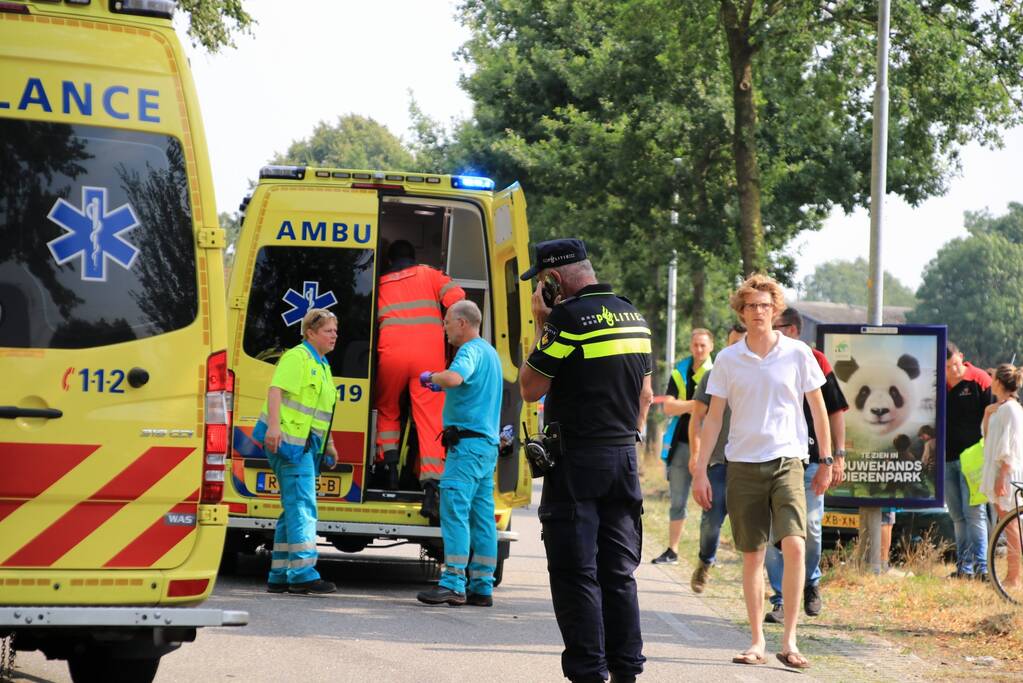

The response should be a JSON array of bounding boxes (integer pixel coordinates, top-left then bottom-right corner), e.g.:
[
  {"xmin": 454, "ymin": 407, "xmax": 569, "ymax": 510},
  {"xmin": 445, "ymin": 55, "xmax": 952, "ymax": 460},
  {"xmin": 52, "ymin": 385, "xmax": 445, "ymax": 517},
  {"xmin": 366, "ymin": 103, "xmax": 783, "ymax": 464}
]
[
  {"xmin": 220, "ymin": 530, "xmax": 263, "ymax": 574},
  {"xmin": 420, "ymin": 542, "xmax": 442, "ymax": 580},
  {"xmin": 68, "ymin": 651, "xmax": 160, "ymax": 683}
]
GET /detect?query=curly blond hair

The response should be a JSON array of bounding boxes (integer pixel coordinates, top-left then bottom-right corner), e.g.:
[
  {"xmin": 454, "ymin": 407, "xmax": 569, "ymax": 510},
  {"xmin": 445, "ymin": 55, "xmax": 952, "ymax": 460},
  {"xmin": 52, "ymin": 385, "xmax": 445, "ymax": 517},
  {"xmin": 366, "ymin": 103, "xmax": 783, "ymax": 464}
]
[{"xmin": 729, "ymin": 273, "xmax": 786, "ymax": 316}]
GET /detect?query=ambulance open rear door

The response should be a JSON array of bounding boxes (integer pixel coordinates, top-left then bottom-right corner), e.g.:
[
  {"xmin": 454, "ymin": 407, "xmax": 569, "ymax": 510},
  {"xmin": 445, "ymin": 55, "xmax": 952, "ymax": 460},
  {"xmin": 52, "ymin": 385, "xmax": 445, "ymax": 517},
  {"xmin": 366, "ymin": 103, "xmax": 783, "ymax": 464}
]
[{"xmin": 489, "ymin": 182, "xmax": 533, "ymax": 509}]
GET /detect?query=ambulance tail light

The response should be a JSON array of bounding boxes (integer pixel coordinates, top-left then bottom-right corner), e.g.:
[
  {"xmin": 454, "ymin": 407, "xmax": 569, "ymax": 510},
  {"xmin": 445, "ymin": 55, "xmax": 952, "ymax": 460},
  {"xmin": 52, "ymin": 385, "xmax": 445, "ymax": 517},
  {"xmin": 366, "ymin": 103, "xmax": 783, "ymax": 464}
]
[
  {"xmin": 202, "ymin": 350, "xmax": 234, "ymax": 504},
  {"xmin": 451, "ymin": 175, "xmax": 496, "ymax": 191},
  {"xmin": 110, "ymin": 0, "xmax": 175, "ymax": 20}
]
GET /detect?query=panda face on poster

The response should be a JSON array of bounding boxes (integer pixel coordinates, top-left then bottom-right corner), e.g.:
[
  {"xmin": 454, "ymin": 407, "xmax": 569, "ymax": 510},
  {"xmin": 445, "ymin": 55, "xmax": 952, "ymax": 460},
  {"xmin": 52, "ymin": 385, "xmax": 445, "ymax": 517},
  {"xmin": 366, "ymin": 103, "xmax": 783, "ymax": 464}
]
[{"xmin": 834, "ymin": 354, "xmax": 921, "ymax": 435}]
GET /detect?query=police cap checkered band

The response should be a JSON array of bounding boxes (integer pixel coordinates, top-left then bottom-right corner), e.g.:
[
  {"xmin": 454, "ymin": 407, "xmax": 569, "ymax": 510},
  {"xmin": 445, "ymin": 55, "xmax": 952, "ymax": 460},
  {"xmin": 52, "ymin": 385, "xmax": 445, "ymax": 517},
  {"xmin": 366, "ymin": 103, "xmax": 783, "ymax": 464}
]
[{"xmin": 519, "ymin": 238, "xmax": 588, "ymax": 281}]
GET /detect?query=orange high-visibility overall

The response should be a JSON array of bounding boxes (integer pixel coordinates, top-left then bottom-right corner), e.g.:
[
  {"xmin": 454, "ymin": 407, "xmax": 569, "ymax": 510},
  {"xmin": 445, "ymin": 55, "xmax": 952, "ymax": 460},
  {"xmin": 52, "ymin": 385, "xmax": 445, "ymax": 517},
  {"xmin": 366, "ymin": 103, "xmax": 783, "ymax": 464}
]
[{"xmin": 375, "ymin": 264, "xmax": 465, "ymax": 482}]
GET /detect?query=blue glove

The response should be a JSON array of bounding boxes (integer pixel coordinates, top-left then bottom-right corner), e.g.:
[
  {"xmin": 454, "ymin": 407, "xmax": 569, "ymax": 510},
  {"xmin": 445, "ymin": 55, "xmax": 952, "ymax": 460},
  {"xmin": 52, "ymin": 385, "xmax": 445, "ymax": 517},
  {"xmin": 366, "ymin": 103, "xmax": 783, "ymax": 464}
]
[{"xmin": 419, "ymin": 370, "xmax": 442, "ymax": 392}]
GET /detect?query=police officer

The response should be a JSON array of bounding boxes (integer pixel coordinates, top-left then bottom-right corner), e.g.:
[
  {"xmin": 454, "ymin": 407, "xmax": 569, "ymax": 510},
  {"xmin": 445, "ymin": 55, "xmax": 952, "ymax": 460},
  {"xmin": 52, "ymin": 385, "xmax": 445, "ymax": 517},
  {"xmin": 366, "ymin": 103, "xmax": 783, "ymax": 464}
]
[
  {"xmin": 519, "ymin": 239, "xmax": 653, "ymax": 683},
  {"xmin": 254, "ymin": 308, "xmax": 339, "ymax": 595}
]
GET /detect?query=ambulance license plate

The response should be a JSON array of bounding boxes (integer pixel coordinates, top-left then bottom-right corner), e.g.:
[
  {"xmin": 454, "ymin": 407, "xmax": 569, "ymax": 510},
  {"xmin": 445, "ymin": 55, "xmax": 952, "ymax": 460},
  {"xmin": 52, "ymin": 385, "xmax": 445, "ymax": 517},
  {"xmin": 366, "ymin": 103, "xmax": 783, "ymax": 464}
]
[
  {"xmin": 256, "ymin": 472, "xmax": 341, "ymax": 497},
  {"xmin": 822, "ymin": 511, "xmax": 860, "ymax": 529}
]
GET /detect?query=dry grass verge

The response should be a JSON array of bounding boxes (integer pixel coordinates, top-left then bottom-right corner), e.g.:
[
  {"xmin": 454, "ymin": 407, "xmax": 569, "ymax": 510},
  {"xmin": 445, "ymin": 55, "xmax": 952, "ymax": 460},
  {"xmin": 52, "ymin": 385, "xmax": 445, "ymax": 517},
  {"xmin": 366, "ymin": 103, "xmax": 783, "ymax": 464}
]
[{"xmin": 640, "ymin": 457, "xmax": 1023, "ymax": 681}]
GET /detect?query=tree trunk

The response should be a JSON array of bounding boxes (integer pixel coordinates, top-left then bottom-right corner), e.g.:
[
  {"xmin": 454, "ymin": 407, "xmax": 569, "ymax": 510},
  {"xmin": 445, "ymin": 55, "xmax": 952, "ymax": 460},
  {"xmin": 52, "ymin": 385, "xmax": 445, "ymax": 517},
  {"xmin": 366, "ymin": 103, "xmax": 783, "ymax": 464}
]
[
  {"xmin": 720, "ymin": 1, "xmax": 764, "ymax": 276},
  {"xmin": 690, "ymin": 262, "xmax": 706, "ymax": 329}
]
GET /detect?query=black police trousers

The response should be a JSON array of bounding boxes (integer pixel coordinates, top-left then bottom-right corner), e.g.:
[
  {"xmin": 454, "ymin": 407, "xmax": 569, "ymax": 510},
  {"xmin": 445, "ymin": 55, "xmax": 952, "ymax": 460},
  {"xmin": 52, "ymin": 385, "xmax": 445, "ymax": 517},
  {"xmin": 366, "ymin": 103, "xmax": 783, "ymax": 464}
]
[{"xmin": 538, "ymin": 444, "xmax": 645, "ymax": 683}]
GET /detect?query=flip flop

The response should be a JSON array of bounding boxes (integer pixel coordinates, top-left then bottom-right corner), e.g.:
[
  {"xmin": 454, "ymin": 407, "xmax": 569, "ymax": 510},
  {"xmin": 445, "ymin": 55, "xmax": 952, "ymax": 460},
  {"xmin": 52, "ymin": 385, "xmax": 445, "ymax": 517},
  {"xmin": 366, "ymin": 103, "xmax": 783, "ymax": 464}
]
[
  {"xmin": 731, "ymin": 651, "xmax": 766, "ymax": 665},
  {"xmin": 776, "ymin": 651, "xmax": 811, "ymax": 670}
]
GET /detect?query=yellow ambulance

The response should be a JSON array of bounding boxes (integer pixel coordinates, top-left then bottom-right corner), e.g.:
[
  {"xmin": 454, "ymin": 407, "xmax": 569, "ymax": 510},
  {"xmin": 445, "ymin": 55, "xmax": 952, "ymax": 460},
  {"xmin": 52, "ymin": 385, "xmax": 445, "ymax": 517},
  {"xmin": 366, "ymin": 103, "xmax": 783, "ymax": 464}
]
[
  {"xmin": 0, "ymin": 2, "xmax": 244, "ymax": 681},
  {"xmin": 224, "ymin": 166, "xmax": 536, "ymax": 583}
]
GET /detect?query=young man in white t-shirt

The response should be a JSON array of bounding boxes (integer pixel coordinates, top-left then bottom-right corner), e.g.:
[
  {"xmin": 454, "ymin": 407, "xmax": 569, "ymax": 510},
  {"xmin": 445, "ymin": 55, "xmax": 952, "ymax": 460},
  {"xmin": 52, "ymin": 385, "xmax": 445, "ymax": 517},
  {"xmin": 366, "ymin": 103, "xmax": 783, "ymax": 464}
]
[{"xmin": 691, "ymin": 274, "xmax": 833, "ymax": 670}]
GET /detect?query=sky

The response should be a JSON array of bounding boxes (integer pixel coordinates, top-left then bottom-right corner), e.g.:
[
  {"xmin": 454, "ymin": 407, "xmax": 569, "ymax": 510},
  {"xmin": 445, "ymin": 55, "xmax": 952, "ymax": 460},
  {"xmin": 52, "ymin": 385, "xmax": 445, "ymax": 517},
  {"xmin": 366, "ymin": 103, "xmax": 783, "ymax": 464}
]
[{"xmin": 182, "ymin": 0, "xmax": 1023, "ymax": 293}]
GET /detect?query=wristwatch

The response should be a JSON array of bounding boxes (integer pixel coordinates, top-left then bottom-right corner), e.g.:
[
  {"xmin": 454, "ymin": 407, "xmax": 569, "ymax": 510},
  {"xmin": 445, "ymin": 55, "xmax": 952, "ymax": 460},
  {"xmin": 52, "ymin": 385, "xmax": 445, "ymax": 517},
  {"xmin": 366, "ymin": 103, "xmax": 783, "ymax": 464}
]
[{"xmin": 821, "ymin": 455, "xmax": 835, "ymax": 466}]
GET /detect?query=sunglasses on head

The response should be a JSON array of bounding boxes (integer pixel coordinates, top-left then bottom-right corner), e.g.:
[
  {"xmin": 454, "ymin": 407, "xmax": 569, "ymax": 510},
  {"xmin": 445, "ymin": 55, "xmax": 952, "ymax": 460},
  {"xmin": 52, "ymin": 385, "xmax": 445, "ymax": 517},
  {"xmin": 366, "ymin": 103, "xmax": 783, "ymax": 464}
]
[{"xmin": 308, "ymin": 311, "xmax": 336, "ymax": 327}]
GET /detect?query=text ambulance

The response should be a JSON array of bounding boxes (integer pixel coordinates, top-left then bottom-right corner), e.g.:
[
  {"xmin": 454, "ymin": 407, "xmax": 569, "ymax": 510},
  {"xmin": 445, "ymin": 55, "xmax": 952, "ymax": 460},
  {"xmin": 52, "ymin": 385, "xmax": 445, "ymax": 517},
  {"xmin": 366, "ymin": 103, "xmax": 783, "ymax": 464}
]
[
  {"xmin": 0, "ymin": 2, "xmax": 245, "ymax": 681},
  {"xmin": 224, "ymin": 166, "xmax": 536, "ymax": 583}
]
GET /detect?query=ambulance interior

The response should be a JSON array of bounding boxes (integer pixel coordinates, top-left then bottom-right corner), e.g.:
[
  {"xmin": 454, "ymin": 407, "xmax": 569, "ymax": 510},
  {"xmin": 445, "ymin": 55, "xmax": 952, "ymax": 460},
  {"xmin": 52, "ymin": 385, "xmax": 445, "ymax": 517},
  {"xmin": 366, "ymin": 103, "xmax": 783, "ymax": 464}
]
[{"xmin": 372, "ymin": 197, "xmax": 491, "ymax": 495}]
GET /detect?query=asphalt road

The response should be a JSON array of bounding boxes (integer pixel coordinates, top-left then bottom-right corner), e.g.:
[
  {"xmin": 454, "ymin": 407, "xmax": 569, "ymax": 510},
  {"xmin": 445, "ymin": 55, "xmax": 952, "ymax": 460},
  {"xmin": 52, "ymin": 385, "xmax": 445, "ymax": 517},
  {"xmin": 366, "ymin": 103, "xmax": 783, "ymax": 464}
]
[{"xmin": 9, "ymin": 485, "xmax": 820, "ymax": 683}]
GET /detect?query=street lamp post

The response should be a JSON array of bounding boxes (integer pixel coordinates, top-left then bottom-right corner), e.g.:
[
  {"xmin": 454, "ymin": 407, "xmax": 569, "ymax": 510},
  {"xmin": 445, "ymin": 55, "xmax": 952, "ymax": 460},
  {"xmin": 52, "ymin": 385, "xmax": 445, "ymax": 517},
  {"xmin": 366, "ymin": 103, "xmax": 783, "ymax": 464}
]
[
  {"xmin": 666, "ymin": 158, "xmax": 683, "ymax": 386},
  {"xmin": 861, "ymin": 0, "xmax": 891, "ymax": 575}
]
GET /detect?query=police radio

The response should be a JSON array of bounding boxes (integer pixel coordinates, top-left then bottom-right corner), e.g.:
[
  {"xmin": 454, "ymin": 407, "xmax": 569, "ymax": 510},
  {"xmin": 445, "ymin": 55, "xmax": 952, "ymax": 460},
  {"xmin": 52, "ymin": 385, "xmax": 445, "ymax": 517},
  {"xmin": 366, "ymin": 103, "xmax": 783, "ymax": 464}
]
[{"xmin": 522, "ymin": 421, "xmax": 563, "ymax": 478}]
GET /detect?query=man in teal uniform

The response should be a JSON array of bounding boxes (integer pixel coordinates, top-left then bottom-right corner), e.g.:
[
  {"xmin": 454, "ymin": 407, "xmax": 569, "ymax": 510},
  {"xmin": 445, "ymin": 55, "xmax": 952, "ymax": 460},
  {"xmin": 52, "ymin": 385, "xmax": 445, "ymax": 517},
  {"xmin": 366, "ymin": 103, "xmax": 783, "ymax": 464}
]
[{"xmin": 416, "ymin": 300, "xmax": 503, "ymax": 606}]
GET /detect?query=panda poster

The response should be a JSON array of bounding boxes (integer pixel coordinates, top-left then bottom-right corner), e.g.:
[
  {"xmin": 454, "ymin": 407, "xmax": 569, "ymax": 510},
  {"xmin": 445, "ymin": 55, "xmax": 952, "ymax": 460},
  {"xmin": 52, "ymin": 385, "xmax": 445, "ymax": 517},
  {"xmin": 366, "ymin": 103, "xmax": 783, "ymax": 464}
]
[{"xmin": 817, "ymin": 324, "xmax": 947, "ymax": 508}]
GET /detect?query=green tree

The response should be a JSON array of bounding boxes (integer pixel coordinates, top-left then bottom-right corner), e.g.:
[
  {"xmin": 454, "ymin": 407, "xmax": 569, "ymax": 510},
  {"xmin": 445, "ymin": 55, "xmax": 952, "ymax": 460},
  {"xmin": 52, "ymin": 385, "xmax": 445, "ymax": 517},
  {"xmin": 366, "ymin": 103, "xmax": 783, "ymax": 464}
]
[
  {"xmin": 269, "ymin": 115, "xmax": 416, "ymax": 171},
  {"xmin": 219, "ymin": 211, "xmax": 241, "ymax": 269},
  {"xmin": 179, "ymin": 0, "xmax": 254, "ymax": 52},
  {"xmin": 447, "ymin": 0, "xmax": 744, "ymax": 362},
  {"xmin": 909, "ymin": 204, "xmax": 1023, "ymax": 367},
  {"xmin": 451, "ymin": 0, "xmax": 1023, "ymax": 287},
  {"xmin": 801, "ymin": 257, "xmax": 916, "ymax": 307},
  {"xmin": 715, "ymin": 0, "xmax": 1023, "ymax": 275}
]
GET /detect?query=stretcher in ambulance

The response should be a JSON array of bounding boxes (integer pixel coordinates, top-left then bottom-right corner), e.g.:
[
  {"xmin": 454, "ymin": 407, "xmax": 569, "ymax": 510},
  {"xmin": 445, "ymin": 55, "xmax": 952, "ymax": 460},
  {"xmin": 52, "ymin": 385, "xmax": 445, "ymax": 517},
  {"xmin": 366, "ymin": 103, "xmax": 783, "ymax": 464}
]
[
  {"xmin": 224, "ymin": 166, "xmax": 537, "ymax": 584},
  {"xmin": 0, "ymin": 2, "xmax": 245, "ymax": 681}
]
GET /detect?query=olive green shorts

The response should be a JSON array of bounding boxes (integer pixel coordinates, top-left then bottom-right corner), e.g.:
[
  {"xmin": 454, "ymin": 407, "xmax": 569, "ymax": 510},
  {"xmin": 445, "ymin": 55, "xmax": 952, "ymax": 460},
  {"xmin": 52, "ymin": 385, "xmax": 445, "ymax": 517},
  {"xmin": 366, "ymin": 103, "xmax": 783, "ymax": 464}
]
[{"xmin": 725, "ymin": 457, "xmax": 806, "ymax": 552}]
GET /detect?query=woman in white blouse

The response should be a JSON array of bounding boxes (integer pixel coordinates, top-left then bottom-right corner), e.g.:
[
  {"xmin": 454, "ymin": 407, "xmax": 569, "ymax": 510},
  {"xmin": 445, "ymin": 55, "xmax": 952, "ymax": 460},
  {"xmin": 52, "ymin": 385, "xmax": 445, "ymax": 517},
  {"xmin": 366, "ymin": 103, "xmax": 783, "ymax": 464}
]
[{"xmin": 982, "ymin": 364, "xmax": 1023, "ymax": 589}]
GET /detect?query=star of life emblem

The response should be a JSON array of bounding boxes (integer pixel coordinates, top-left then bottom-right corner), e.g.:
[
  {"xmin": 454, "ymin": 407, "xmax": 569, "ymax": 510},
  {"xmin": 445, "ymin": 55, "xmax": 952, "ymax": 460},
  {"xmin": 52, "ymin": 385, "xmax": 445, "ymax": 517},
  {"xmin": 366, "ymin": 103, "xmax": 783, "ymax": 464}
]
[
  {"xmin": 46, "ymin": 186, "xmax": 141, "ymax": 282},
  {"xmin": 281, "ymin": 280, "xmax": 338, "ymax": 327}
]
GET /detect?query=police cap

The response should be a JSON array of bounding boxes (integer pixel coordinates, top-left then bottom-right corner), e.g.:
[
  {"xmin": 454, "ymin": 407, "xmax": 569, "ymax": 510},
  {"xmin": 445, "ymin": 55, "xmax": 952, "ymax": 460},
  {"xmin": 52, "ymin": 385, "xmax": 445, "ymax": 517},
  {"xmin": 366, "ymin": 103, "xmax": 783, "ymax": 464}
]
[{"xmin": 519, "ymin": 238, "xmax": 588, "ymax": 281}]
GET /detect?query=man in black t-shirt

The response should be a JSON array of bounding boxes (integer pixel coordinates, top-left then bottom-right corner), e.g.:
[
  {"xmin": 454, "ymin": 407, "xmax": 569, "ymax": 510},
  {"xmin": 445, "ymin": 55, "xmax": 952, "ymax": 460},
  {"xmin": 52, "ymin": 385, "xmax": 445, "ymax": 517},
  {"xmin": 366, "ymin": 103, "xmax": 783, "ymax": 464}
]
[
  {"xmin": 945, "ymin": 342, "xmax": 992, "ymax": 579},
  {"xmin": 520, "ymin": 238, "xmax": 653, "ymax": 683}
]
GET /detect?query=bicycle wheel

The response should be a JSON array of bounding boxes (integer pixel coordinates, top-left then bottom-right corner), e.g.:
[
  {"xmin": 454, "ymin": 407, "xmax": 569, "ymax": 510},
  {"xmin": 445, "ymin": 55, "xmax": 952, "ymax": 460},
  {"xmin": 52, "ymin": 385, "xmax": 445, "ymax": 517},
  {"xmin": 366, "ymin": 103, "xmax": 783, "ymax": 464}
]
[{"xmin": 988, "ymin": 507, "xmax": 1023, "ymax": 604}]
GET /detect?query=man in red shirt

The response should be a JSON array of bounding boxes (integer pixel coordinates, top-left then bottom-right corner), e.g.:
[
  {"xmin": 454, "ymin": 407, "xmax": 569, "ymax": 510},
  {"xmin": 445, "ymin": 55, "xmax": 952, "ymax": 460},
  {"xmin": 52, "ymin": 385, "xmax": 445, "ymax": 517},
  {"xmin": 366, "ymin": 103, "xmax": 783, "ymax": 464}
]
[
  {"xmin": 945, "ymin": 342, "xmax": 991, "ymax": 579},
  {"xmin": 375, "ymin": 240, "xmax": 464, "ymax": 517}
]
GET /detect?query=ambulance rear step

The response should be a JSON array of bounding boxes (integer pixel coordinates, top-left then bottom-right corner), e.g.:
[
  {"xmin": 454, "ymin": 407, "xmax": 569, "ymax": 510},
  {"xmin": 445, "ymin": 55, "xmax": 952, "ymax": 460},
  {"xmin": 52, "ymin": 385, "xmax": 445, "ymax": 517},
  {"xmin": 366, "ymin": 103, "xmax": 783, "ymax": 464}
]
[
  {"xmin": 228, "ymin": 517, "xmax": 518, "ymax": 542},
  {"xmin": 0, "ymin": 607, "xmax": 249, "ymax": 628}
]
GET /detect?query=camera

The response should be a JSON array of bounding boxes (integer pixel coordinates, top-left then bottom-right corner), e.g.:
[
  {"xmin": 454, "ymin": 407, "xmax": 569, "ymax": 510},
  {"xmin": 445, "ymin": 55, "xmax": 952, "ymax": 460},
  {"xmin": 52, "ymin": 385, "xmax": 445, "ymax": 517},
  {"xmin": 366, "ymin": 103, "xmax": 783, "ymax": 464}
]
[{"xmin": 522, "ymin": 421, "xmax": 563, "ymax": 478}]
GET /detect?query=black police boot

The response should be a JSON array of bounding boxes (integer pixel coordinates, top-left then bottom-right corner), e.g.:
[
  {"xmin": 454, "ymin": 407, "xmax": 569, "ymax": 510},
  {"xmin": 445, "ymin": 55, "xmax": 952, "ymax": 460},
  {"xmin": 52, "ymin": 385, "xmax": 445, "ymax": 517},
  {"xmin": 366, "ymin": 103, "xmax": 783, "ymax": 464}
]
[{"xmin": 420, "ymin": 480, "xmax": 440, "ymax": 520}]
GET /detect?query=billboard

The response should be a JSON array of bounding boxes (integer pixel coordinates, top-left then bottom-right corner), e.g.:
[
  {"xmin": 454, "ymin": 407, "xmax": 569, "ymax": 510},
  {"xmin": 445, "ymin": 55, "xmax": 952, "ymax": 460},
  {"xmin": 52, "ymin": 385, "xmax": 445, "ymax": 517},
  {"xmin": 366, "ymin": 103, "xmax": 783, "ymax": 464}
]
[{"xmin": 818, "ymin": 324, "xmax": 947, "ymax": 508}]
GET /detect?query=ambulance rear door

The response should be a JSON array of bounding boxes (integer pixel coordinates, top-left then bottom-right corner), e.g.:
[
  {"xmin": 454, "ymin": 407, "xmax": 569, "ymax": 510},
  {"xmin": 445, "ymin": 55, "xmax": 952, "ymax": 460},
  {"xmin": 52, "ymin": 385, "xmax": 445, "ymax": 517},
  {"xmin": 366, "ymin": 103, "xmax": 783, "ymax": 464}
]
[
  {"xmin": 489, "ymin": 182, "xmax": 533, "ymax": 508},
  {"xmin": 0, "ymin": 15, "xmax": 214, "ymax": 577},
  {"xmin": 229, "ymin": 184, "xmax": 377, "ymax": 507}
]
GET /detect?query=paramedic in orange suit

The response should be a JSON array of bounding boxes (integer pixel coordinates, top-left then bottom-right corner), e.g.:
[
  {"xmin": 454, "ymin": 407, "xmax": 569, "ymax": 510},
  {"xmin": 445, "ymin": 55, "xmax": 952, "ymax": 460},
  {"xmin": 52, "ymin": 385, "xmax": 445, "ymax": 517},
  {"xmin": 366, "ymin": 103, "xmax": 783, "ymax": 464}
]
[{"xmin": 375, "ymin": 239, "xmax": 465, "ymax": 516}]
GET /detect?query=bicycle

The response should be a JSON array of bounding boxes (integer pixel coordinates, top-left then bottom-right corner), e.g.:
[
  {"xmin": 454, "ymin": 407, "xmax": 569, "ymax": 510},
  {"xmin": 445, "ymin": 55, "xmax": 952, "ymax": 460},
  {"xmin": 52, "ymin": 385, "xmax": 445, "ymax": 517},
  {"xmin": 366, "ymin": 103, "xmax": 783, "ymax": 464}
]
[{"xmin": 988, "ymin": 480, "xmax": 1023, "ymax": 604}]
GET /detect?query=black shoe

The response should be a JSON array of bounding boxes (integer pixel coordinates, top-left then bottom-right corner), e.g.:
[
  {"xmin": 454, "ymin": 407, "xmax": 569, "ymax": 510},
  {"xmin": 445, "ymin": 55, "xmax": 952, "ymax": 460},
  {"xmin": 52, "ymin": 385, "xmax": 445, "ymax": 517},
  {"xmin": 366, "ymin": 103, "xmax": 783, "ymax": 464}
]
[
  {"xmin": 417, "ymin": 586, "xmax": 466, "ymax": 606},
  {"xmin": 466, "ymin": 591, "xmax": 493, "ymax": 607},
  {"xmin": 288, "ymin": 579, "xmax": 336, "ymax": 594},
  {"xmin": 266, "ymin": 582, "xmax": 287, "ymax": 594},
  {"xmin": 948, "ymin": 569, "xmax": 972, "ymax": 580},
  {"xmin": 651, "ymin": 548, "xmax": 678, "ymax": 565},
  {"xmin": 764, "ymin": 603, "xmax": 784, "ymax": 624},
  {"xmin": 609, "ymin": 674, "xmax": 637, "ymax": 683},
  {"xmin": 420, "ymin": 480, "xmax": 440, "ymax": 520},
  {"xmin": 804, "ymin": 584, "xmax": 822, "ymax": 617},
  {"xmin": 974, "ymin": 571, "xmax": 990, "ymax": 583}
]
